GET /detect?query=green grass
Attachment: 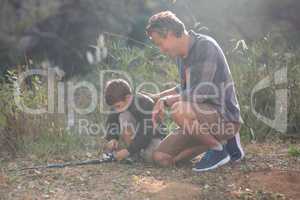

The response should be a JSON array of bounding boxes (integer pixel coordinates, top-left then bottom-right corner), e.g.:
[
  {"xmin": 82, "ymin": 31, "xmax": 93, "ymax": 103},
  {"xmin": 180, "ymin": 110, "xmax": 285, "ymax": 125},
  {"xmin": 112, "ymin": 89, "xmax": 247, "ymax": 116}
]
[
  {"xmin": 20, "ymin": 131, "xmax": 97, "ymax": 161},
  {"xmin": 288, "ymin": 145, "xmax": 300, "ymax": 157}
]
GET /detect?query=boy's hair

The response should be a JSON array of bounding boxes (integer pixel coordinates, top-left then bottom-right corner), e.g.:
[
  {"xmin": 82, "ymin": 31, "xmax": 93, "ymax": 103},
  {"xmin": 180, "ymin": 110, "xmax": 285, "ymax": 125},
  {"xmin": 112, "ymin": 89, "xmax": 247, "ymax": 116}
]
[
  {"xmin": 146, "ymin": 11, "xmax": 185, "ymax": 38},
  {"xmin": 104, "ymin": 79, "xmax": 132, "ymax": 106}
]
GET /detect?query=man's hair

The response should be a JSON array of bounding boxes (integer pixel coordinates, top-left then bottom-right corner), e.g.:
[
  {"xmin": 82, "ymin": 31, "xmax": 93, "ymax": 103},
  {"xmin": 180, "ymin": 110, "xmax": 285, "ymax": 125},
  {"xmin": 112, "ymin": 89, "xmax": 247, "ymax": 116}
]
[
  {"xmin": 146, "ymin": 11, "xmax": 185, "ymax": 38},
  {"xmin": 104, "ymin": 79, "xmax": 132, "ymax": 106}
]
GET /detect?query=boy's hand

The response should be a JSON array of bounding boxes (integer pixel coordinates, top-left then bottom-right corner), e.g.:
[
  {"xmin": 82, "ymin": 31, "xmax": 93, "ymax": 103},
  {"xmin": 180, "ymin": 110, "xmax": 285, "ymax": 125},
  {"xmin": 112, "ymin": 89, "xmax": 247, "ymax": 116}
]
[
  {"xmin": 105, "ymin": 139, "xmax": 119, "ymax": 152},
  {"xmin": 114, "ymin": 149, "xmax": 130, "ymax": 161}
]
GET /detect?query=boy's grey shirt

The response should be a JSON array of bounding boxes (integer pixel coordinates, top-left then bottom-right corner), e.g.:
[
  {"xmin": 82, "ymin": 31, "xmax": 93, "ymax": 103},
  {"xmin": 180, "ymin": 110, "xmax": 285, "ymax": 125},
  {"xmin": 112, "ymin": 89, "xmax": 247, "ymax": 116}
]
[{"xmin": 176, "ymin": 30, "xmax": 242, "ymax": 123}]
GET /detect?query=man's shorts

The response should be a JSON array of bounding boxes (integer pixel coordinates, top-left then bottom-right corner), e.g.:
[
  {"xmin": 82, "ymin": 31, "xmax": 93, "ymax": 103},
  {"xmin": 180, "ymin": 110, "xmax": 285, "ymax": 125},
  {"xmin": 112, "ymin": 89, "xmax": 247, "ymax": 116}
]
[{"xmin": 155, "ymin": 103, "xmax": 240, "ymax": 157}]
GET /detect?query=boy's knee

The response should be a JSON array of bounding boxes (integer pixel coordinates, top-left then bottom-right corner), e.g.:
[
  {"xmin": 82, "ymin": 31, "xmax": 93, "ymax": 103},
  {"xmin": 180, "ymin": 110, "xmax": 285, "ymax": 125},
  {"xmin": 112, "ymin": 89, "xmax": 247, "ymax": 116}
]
[{"xmin": 152, "ymin": 151, "xmax": 174, "ymax": 167}]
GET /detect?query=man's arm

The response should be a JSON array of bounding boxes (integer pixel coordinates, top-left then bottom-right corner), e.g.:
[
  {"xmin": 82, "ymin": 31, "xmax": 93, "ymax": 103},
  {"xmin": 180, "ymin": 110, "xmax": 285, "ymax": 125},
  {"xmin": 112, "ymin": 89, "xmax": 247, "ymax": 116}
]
[
  {"xmin": 157, "ymin": 86, "xmax": 178, "ymax": 98},
  {"xmin": 141, "ymin": 86, "xmax": 178, "ymax": 102},
  {"xmin": 152, "ymin": 41, "xmax": 219, "ymax": 127}
]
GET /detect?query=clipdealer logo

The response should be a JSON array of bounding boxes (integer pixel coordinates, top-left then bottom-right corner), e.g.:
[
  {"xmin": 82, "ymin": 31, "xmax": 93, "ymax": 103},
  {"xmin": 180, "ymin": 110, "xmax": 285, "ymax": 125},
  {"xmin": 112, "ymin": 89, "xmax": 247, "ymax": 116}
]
[
  {"xmin": 13, "ymin": 66, "xmax": 289, "ymax": 133},
  {"xmin": 13, "ymin": 68, "xmax": 161, "ymax": 131},
  {"xmin": 251, "ymin": 67, "xmax": 288, "ymax": 133}
]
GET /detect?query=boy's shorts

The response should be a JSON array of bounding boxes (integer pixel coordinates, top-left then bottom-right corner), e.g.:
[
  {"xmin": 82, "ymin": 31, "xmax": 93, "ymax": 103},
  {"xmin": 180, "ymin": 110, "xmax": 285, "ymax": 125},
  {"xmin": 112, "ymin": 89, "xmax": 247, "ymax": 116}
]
[{"xmin": 119, "ymin": 111, "xmax": 161, "ymax": 163}]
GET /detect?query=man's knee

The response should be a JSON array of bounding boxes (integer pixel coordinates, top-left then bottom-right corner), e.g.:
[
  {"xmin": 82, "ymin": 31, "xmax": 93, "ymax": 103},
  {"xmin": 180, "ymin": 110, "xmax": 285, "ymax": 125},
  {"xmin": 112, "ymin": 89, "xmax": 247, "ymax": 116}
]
[{"xmin": 152, "ymin": 151, "xmax": 174, "ymax": 167}]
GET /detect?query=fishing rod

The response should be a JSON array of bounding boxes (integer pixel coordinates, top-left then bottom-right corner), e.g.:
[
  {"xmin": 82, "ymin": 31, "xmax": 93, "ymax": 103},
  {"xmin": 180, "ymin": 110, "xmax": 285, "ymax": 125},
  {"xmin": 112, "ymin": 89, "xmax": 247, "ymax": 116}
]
[{"xmin": 10, "ymin": 152, "xmax": 132, "ymax": 171}]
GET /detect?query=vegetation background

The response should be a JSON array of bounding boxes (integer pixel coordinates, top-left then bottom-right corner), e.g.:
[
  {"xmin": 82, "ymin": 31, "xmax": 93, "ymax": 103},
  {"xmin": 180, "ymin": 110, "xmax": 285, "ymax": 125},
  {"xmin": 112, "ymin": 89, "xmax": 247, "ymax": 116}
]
[
  {"xmin": 0, "ymin": 0, "xmax": 299, "ymax": 159},
  {"xmin": 1, "ymin": 1, "xmax": 300, "ymax": 200}
]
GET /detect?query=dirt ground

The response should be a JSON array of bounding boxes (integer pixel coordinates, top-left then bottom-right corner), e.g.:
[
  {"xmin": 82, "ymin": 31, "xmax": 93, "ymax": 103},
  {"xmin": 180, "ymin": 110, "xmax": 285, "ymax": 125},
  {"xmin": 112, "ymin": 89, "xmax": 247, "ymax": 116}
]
[{"xmin": 1, "ymin": 140, "xmax": 300, "ymax": 200}]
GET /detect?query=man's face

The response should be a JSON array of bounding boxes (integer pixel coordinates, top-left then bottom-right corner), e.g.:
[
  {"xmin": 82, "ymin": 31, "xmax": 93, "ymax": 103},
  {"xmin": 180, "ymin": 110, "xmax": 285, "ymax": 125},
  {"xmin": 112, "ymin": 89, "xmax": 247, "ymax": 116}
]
[
  {"xmin": 150, "ymin": 31, "xmax": 179, "ymax": 58},
  {"xmin": 112, "ymin": 95, "xmax": 132, "ymax": 113}
]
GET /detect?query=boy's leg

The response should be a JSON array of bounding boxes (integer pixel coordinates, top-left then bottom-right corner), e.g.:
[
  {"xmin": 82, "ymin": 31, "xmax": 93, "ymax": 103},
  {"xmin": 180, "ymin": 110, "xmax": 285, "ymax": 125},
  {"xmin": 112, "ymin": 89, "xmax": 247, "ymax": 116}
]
[
  {"xmin": 140, "ymin": 138, "xmax": 161, "ymax": 163},
  {"xmin": 119, "ymin": 112, "xmax": 204, "ymax": 164}
]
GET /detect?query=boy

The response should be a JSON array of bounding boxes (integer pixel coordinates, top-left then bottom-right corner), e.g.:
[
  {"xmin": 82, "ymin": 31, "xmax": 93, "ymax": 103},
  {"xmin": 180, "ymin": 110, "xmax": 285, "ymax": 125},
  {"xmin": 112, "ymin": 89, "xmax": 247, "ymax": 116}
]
[{"xmin": 104, "ymin": 79, "xmax": 164, "ymax": 162}]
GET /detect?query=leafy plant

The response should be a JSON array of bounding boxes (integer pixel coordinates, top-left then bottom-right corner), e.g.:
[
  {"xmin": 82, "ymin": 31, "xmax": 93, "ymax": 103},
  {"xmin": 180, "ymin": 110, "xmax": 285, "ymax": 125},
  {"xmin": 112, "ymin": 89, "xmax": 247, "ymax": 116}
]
[{"xmin": 228, "ymin": 33, "xmax": 300, "ymax": 141}]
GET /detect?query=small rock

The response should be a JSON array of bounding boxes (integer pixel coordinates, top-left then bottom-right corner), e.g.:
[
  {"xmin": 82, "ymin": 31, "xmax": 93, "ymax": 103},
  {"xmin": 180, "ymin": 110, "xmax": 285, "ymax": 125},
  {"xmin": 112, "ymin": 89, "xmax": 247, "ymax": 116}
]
[{"xmin": 204, "ymin": 184, "xmax": 210, "ymax": 189}]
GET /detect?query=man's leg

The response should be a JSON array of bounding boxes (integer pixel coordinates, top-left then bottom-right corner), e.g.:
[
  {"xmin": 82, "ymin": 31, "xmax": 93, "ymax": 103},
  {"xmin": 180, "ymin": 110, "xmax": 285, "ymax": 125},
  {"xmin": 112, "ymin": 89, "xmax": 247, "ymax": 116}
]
[
  {"xmin": 226, "ymin": 132, "xmax": 245, "ymax": 161},
  {"xmin": 173, "ymin": 145, "xmax": 207, "ymax": 164},
  {"xmin": 152, "ymin": 129, "xmax": 205, "ymax": 167},
  {"xmin": 170, "ymin": 101, "xmax": 238, "ymax": 171},
  {"xmin": 171, "ymin": 102, "xmax": 231, "ymax": 149}
]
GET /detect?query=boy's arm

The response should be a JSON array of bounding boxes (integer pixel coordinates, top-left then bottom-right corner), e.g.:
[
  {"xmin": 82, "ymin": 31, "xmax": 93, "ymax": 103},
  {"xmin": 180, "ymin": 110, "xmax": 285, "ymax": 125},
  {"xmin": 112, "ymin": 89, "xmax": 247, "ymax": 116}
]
[
  {"xmin": 114, "ymin": 118, "xmax": 152, "ymax": 160},
  {"xmin": 126, "ymin": 119, "xmax": 152, "ymax": 155},
  {"xmin": 114, "ymin": 124, "xmax": 152, "ymax": 160},
  {"xmin": 114, "ymin": 149, "xmax": 130, "ymax": 161},
  {"xmin": 104, "ymin": 139, "xmax": 119, "ymax": 152},
  {"xmin": 105, "ymin": 112, "xmax": 120, "ymax": 141},
  {"xmin": 126, "ymin": 96, "xmax": 154, "ymax": 155}
]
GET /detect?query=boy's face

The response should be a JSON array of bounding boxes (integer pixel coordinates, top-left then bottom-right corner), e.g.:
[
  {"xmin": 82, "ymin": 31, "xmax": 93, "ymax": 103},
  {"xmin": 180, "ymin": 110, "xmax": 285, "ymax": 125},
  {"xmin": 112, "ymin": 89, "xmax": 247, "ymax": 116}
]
[{"xmin": 112, "ymin": 95, "xmax": 132, "ymax": 113}]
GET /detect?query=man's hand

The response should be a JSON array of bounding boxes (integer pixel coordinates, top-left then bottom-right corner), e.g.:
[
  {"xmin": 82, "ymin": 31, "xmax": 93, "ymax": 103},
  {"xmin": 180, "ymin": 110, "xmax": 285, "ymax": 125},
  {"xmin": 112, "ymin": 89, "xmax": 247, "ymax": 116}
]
[
  {"xmin": 152, "ymin": 99, "xmax": 165, "ymax": 129},
  {"xmin": 114, "ymin": 149, "xmax": 130, "ymax": 161},
  {"xmin": 105, "ymin": 139, "xmax": 119, "ymax": 152}
]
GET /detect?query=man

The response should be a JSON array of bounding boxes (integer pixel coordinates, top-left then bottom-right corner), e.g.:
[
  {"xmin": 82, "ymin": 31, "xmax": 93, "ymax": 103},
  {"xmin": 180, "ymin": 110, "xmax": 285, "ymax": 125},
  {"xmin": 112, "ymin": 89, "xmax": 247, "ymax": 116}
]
[{"xmin": 145, "ymin": 11, "xmax": 244, "ymax": 171}]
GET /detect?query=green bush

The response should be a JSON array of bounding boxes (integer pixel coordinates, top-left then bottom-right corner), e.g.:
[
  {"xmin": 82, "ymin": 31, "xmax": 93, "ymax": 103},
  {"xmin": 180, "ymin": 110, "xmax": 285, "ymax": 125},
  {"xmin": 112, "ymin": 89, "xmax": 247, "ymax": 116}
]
[
  {"xmin": 0, "ymin": 66, "xmax": 67, "ymax": 157},
  {"xmin": 229, "ymin": 34, "xmax": 300, "ymax": 140},
  {"xmin": 288, "ymin": 145, "xmax": 300, "ymax": 157}
]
